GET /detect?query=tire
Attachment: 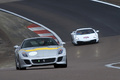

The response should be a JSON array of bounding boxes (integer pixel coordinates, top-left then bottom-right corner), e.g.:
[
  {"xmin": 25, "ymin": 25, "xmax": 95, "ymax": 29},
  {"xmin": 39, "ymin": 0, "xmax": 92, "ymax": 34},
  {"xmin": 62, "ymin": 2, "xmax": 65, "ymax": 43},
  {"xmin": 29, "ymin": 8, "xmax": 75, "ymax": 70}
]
[
  {"xmin": 54, "ymin": 64, "xmax": 67, "ymax": 68},
  {"xmin": 71, "ymin": 37, "xmax": 74, "ymax": 44},
  {"xmin": 54, "ymin": 64, "xmax": 59, "ymax": 68},
  {"xmin": 54, "ymin": 59, "xmax": 67, "ymax": 68},
  {"xmin": 96, "ymin": 40, "xmax": 99, "ymax": 43},
  {"xmin": 15, "ymin": 59, "xmax": 19, "ymax": 70},
  {"xmin": 60, "ymin": 64, "xmax": 67, "ymax": 68},
  {"xmin": 18, "ymin": 60, "xmax": 26, "ymax": 70},
  {"xmin": 71, "ymin": 37, "xmax": 78, "ymax": 46},
  {"xmin": 73, "ymin": 43, "xmax": 78, "ymax": 46},
  {"xmin": 61, "ymin": 59, "xmax": 67, "ymax": 68},
  {"xmin": 18, "ymin": 56, "xmax": 26, "ymax": 70}
]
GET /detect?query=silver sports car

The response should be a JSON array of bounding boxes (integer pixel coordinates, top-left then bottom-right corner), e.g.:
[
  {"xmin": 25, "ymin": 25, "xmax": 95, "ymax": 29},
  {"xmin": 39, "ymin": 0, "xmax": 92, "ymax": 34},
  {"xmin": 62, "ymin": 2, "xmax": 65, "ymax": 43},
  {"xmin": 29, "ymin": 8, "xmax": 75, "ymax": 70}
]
[{"xmin": 14, "ymin": 37, "xmax": 67, "ymax": 70}]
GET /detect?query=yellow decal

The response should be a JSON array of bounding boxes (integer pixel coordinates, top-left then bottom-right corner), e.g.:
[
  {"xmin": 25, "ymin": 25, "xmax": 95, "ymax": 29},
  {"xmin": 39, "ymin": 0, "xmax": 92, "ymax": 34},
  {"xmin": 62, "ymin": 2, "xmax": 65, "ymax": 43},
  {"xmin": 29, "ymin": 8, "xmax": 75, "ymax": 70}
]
[{"xmin": 22, "ymin": 47, "xmax": 62, "ymax": 52}]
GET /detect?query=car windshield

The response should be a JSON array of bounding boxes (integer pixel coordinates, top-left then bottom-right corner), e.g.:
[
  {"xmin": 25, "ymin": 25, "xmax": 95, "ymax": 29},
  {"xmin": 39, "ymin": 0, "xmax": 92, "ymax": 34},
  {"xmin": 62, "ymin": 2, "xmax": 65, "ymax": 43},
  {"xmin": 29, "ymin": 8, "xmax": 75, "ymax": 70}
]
[
  {"xmin": 76, "ymin": 29, "xmax": 94, "ymax": 35},
  {"xmin": 21, "ymin": 38, "xmax": 58, "ymax": 48}
]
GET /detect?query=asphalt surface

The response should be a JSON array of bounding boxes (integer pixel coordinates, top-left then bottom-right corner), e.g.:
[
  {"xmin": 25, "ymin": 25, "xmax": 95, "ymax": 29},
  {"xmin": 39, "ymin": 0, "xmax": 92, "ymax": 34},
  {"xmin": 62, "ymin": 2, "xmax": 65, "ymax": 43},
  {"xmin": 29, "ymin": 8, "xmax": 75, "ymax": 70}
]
[{"xmin": 0, "ymin": 0, "xmax": 120, "ymax": 80}]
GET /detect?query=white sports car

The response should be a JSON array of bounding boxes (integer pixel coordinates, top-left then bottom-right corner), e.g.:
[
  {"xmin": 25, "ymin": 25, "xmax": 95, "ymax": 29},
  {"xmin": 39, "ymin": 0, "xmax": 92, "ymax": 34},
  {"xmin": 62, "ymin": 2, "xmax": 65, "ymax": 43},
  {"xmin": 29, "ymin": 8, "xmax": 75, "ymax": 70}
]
[
  {"xmin": 14, "ymin": 37, "xmax": 67, "ymax": 70},
  {"xmin": 71, "ymin": 28, "xmax": 99, "ymax": 45}
]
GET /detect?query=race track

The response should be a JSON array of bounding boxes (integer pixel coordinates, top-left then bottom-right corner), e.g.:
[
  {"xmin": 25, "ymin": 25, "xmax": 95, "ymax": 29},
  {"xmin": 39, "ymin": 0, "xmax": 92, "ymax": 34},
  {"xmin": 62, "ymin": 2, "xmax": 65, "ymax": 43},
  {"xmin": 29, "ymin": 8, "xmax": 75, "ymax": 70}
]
[{"xmin": 0, "ymin": 0, "xmax": 120, "ymax": 80}]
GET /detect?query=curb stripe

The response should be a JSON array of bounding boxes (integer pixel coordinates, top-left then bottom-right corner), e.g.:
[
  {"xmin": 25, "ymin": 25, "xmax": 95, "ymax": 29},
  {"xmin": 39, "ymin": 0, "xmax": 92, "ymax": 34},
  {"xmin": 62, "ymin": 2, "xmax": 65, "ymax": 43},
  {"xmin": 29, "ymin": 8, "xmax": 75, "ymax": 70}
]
[
  {"xmin": 34, "ymin": 30, "xmax": 51, "ymax": 34},
  {"xmin": 27, "ymin": 24, "xmax": 41, "ymax": 28},
  {"xmin": 27, "ymin": 23, "xmax": 59, "ymax": 43},
  {"xmin": 27, "ymin": 24, "xmax": 58, "ymax": 43},
  {"xmin": 28, "ymin": 27, "xmax": 45, "ymax": 31}
]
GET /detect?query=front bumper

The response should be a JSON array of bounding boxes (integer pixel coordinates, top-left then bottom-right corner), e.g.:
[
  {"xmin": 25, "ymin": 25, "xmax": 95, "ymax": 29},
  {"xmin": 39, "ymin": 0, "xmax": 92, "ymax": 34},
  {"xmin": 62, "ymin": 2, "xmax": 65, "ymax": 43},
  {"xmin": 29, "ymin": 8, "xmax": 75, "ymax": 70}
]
[
  {"xmin": 19, "ymin": 55, "xmax": 67, "ymax": 68},
  {"xmin": 74, "ymin": 38, "xmax": 98, "ymax": 44},
  {"xmin": 77, "ymin": 39, "xmax": 97, "ymax": 43}
]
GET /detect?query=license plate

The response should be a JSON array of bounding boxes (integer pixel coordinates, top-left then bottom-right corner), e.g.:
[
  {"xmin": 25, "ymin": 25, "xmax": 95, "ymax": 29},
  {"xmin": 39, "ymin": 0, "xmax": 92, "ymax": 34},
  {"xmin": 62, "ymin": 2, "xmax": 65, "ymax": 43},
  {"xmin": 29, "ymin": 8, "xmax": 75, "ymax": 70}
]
[{"xmin": 84, "ymin": 36, "xmax": 89, "ymax": 39}]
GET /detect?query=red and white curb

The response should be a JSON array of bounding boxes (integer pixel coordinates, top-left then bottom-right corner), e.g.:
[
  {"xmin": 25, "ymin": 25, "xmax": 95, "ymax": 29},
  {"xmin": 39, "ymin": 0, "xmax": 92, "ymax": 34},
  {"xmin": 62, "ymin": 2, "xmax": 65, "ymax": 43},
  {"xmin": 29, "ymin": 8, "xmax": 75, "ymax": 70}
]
[
  {"xmin": 0, "ymin": 8, "xmax": 63, "ymax": 44},
  {"xmin": 91, "ymin": 0, "xmax": 120, "ymax": 8},
  {"xmin": 27, "ymin": 24, "xmax": 58, "ymax": 42}
]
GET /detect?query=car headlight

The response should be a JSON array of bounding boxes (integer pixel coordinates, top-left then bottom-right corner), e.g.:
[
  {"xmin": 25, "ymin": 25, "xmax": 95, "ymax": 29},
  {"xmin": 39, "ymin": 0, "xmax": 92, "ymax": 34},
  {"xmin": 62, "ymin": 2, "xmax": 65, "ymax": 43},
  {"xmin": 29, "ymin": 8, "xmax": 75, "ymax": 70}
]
[
  {"xmin": 93, "ymin": 35, "xmax": 97, "ymax": 38},
  {"xmin": 58, "ymin": 49, "xmax": 63, "ymax": 54},
  {"xmin": 22, "ymin": 52, "xmax": 28, "ymax": 57},
  {"xmin": 75, "ymin": 37, "xmax": 79, "ymax": 40},
  {"xmin": 28, "ymin": 51, "xmax": 37, "ymax": 56}
]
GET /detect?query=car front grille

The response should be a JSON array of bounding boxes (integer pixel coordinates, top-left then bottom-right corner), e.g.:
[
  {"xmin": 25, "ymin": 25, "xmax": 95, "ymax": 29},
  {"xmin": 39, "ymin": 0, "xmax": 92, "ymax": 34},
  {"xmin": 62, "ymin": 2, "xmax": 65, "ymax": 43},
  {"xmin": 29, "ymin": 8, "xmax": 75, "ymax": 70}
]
[{"xmin": 32, "ymin": 58, "xmax": 55, "ymax": 64}]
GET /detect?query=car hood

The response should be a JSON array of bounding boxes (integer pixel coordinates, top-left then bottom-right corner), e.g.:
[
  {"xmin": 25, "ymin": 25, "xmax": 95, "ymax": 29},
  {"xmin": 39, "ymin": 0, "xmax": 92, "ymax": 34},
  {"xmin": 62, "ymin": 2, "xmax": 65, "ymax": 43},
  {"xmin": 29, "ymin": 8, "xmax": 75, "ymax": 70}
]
[{"xmin": 21, "ymin": 46, "xmax": 61, "ymax": 58}]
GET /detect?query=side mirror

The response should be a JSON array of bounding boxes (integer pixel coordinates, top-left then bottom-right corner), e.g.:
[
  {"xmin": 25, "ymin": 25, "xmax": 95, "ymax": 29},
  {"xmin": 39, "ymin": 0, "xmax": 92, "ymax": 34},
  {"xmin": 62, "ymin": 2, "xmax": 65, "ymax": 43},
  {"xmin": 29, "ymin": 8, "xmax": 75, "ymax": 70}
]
[
  {"xmin": 96, "ymin": 30, "xmax": 99, "ymax": 33},
  {"xmin": 73, "ymin": 31, "xmax": 76, "ymax": 33},
  {"xmin": 14, "ymin": 45, "xmax": 19, "ymax": 49}
]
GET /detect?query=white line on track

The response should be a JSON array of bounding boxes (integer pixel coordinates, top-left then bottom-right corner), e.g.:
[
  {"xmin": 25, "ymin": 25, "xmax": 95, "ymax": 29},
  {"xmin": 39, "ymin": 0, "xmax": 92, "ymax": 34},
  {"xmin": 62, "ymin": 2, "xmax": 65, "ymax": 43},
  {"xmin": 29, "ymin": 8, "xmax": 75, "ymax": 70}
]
[
  {"xmin": 91, "ymin": 0, "xmax": 120, "ymax": 8},
  {"xmin": 91, "ymin": 0, "xmax": 120, "ymax": 70},
  {"xmin": 105, "ymin": 62, "xmax": 120, "ymax": 69}
]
